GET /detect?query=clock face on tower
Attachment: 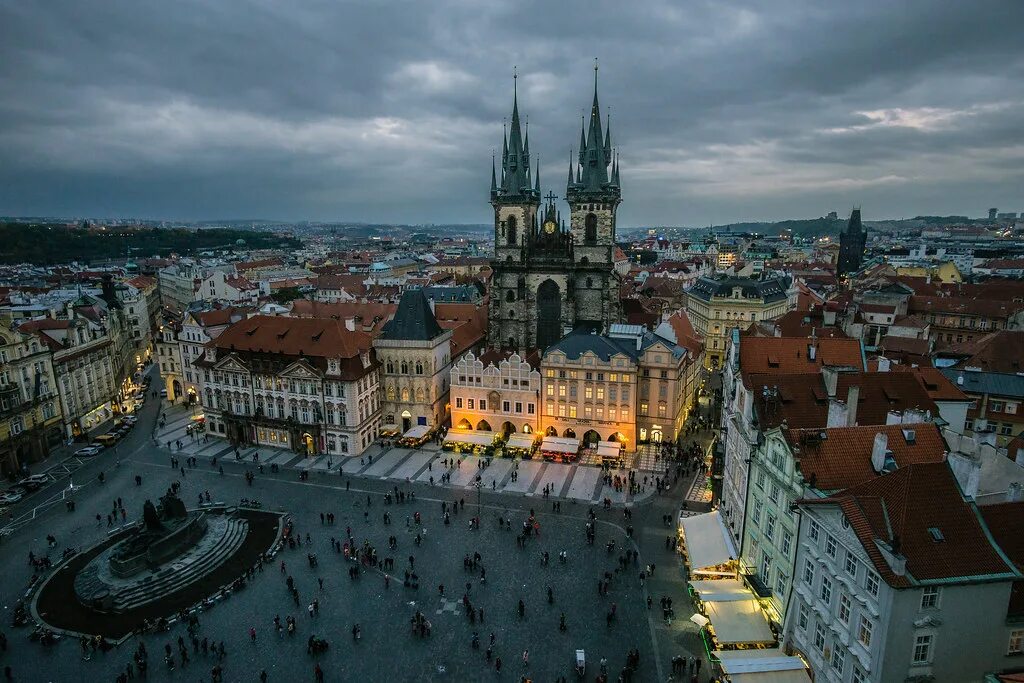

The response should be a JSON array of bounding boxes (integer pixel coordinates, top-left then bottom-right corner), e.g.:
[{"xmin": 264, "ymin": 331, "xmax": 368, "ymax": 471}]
[{"xmin": 544, "ymin": 220, "xmax": 557, "ymax": 234}]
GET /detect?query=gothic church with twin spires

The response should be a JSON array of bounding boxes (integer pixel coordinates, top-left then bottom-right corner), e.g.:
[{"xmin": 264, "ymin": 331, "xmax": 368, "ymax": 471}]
[{"xmin": 488, "ymin": 68, "xmax": 622, "ymax": 352}]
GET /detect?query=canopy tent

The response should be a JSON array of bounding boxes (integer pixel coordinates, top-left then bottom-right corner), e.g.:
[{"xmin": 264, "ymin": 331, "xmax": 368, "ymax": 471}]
[
  {"xmin": 597, "ymin": 441, "xmax": 622, "ymax": 458},
  {"xmin": 704, "ymin": 600, "xmax": 775, "ymax": 646},
  {"xmin": 689, "ymin": 613, "xmax": 710, "ymax": 628},
  {"xmin": 506, "ymin": 434, "xmax": 536, "ymax": 450},
  {"xmin": 712, "ymin": 650, "xmax": 810, "ymax": 683},
  {"xmin": 445, "ymin": 430, "xmax": 500, "ymax": 447},
  {"xmin": 540, "ymin": 436, "xmax": 581, "ymax": 454},
  {"xmin": 679, "ymin": 511, "xmax": 739, "ymax": 572},
  {"xmin": 402, "ymin": 425, "xmax": 430, "ymax": 440},
  {"xmin": 690, "ymin": 579, "xmax": 751, "ymax": 602}
]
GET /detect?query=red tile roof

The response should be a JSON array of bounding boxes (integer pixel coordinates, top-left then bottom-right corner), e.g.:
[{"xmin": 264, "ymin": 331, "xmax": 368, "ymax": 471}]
[
  {"xmin": 908, "ymin": 367, "xmax": 969, "ymax": 401},
  {"xmin": 739, "ymin": 337, "xmax": 863, "ymax": 374},
  {"xmin": 910, "ymin": 295, "xmax": 1024, "ymax": 320},
  {"xmin": 940, "ymin": 330, "xmax": 1024, "ymax": 374},
  {"xmin": 287, "ymin": 300, "xmax": 396, "ymax": 335},
  {"xmin": 748, "ymin": 371, "xmax": 939, "ymax": 430},
  {"xmin": 788, "ymin": 423, "xmax": 947, "ymax": 492},
  {"xmin": 802, "ymin": 463, "xmax": 1016, "ymax": 587}
]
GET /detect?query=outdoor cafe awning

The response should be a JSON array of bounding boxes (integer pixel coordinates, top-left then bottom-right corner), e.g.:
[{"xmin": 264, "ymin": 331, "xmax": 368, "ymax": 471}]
[
  {"xmin": 403, "ymin": 425, "xmax": 430, "ymax": 440},
  {"xmin": 689, "ymin": 579, "xmax": 751, "ymax": 602},
  {"xmin": 506, "ymin": 434, "xmax": 536, "ymax": 450},
  {"xmin": 712, "ymin": 650, "xmax": 810, "ymax": 683},
  {"xmin": 679, "ymin": 511, "xmax": 739, "ymax": 572},
  {"xmin": 705, "ymin": 599, "xmax": 776, "ymax": 646},
  {"xmin": 446, "ymin": 430, "xmax": 499, "ymax": 447},
  {"xmin": 540, "ymin": 436, "xmax": 581, "ymax": 454},
  {"xmin": 597, "ymin": 441, "xmax": 621, "ymax": 458}
]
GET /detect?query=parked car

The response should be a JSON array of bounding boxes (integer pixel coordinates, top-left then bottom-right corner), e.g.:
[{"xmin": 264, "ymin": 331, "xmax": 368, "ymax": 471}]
[
  {"xmin": 93, "ymin": 434, "xmax": 119, "ymax": 448},
  {"xmin": 17, "ymin": 475, "xmax": 49, "ymax": 491},
  {"xmin": 0, "ymin": 490, "xmax": 23, "ymax": 504},
  {"xmin": 75, "ymin": 445, "xmax": 103, "ymax": 457}
]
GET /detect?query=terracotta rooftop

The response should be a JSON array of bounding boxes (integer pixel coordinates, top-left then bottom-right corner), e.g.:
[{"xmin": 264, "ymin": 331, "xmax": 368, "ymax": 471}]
[
  {"xmin": 287, "ymin": 300, "xmax": 396, "ymax": 335},
  {"xmin": 788, "ymin": 422, "xmax": 947, "ymax": 492},
  {"xmin": 748, "ymin": 370, "xmax": 939, "ymax": 430},
  {"xmin": 739, "ymin": 337, "xmax": 863, "ymax": 374},
  {"xmin": 908, "ymin": 366, "xmax": 969, "ymax": 402},
  {"xmin": 939, "ymin": 330, "xmax": 1024, "ymax": 374},
  {"xmin": 802, "ymin": 463, "xmax": 1017, "ymax": 587},
  {"xmin": 910, "ymin": 295, "xmax": 1024, "ymax": 320},
  {"xmin": 208, "ymin": 315, "xmax": 375, "ymax": 380}
]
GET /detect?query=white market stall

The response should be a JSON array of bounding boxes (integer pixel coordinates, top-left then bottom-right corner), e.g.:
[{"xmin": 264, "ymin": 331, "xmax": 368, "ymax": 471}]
[
  {"xmin": 704, "ymin": 599, "xmax": 776, "ymax": 647},
  {"xmin": 540, "ymin": 436, "xmax": 582, "ymax": 463},
  {"xmin": 678, "ymin": 510, "xmax": 739, "ymax": 576},
  {"xmin": 443, "ymin": 430, "xmax": 501, "ymax": 455},
  {"xmin": 398, "ymin": 424, "xmax": 431, "ymax": 447},
  {"xmin": 597, "ymin": 441, "xmax": 624, "ymax": 465},
  {"xmin": 505, "ymin": 433, "xmax": 538, "ymax": 458},
  {"xmin": 712, "ymin": 650, "xmax": 810, "ymax": 683},
  {"xmin": 689, "ymin": 579, "xmax": 751, "ymax": 602}
]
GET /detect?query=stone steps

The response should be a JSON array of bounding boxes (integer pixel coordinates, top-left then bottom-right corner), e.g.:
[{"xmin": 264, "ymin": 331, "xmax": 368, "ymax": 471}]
[{"xmin": 113, "ymin": 518, "xmax": 248, "ymax": 610}]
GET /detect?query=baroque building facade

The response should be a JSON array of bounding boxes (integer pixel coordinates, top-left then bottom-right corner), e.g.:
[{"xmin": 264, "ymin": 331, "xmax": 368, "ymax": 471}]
[{"xmin": 488, "ymin": 68, "xmax": 622, "ymax": 353}]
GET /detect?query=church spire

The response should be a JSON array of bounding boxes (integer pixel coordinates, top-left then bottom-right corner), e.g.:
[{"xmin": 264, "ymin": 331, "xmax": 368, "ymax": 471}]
[
  {"xmin": 567, "ymin": 148, "xmax": 575, "ymax": 188},
  {"xmin": 490, "ymin": 152, "xmax": 497, "ymax": 197},
  {"xmin": 534, "ymin": 156, "xmax": 540, "ymax": 193},
  {"xmin": 494, "ymin": 67, "xmax": 537, "ymax": 201}
]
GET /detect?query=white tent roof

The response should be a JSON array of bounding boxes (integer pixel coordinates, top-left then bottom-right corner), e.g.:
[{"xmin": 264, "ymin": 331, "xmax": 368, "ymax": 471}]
[
  {"xmin": 445, "ymin": 431, "xmax": 499, "ymax": 447},
  {"xmin": 597, "ymin": 442, "xmax": 621, "ymax": 457},
  {"xmin": 679, "ymin": 511, "xmax": 739, "ymax": 571},
  {"xmin": 506, "ymin": 434, "xmax": 536, "ymax": 449},
  {"xmin": 689, "ymin": 579, "xmax": 751, "ymax": 602},
  {"xmin": 540, "ymin": 436, "xmax": 581, "ymax": 454},
  {"xmin": 402, "ymin": 425, "xmax": 430, "ymax": 440},
  {"xmin": 713, "ymin": 649, "xmax": 810, "ymax": 682},
  {"xmin": 705, "ymin": 600, "xmax": 775, "ymax": 646}
]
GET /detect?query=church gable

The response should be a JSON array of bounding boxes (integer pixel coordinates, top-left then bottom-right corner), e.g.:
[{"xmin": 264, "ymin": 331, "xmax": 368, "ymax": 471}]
[
  {"xmin": 279, "ymin": 360, "xmax": 322, "ymax": 379},
  {"xmin": 213, "ymin": 355, "xmax": 249, "ymax": 373}
]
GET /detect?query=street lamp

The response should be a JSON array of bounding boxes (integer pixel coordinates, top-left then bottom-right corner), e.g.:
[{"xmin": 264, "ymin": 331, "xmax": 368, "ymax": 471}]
[{"xmin": 473, "ymin": 476, "xmax": 483, "ymax": 522}]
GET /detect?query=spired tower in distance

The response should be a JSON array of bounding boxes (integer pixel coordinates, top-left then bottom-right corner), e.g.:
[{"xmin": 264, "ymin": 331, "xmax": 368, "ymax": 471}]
[{"xmin": 487, "ymin": 65, "xmax": 623, "ymax": 354}]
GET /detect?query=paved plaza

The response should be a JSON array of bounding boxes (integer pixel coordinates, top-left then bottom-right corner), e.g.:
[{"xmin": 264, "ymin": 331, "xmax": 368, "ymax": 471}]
[{"xmin": 0, "ymin": 372, "xmax": 718, "ymax": 682}]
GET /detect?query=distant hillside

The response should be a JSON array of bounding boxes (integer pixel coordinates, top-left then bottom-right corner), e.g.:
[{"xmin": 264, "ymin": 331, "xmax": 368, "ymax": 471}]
[
  {"xmin": 0, "ymin": 223, "xmax": 301, "ymax": 265},
  {"xmin": 714, "ymin": 217, "xmax": 846, "ymax": 237}
]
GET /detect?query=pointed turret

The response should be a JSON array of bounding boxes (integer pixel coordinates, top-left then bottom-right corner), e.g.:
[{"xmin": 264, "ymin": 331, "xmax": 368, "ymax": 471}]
[
  {"xmin": 567, "ymin": 149, "xmax": 575, "ymax": 188},
  {"xmin": 570, "ymin": 59, "xmax": 614, "ymax": 196},
  {"xmin": 604, "ymin": 114, "xmax": 612, "ymax": 159},
  {"xmin": 490, "ymin": 153, "xmax": 497, "ymax": 198},
  {"xmin": 578, "ymin": 116, "xmax": 587, "ymax": 165},
  {"xmin": 493, "ymin": 69, "xmax": 539, "ymax": 202},
  {"xmin": 534, "ymin": 156, "xmax": 540, "ymax": 193}
]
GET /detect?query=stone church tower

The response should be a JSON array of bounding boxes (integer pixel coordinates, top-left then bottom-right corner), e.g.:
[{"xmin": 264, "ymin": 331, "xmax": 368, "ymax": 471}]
[{"xmin": 488, "ymin": 67, "xmax": 622, "ymax": 352}]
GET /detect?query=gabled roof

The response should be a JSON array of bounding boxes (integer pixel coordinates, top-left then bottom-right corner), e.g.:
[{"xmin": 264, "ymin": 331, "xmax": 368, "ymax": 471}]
[
  {"xmin": 940, "ymin": 330, "xmax": 1024, "ymax": 374},
  {"xmin": 801, "ymin": 463, "xmax": 1017, "ymax": 588},
  {"xmin": 379, "ymin": 290, "xmax": 443, "ymax": 341},
  {"xmin": 739, "ymin": 337, "xmax": 863, "ymax": 374},
  {"xmin": 941, "ymin": 368, "xmax": 1024, "ymax": 399},
  {"xmin": 788, "ymin": 423, "xmax": 946, "ymax": 492}
]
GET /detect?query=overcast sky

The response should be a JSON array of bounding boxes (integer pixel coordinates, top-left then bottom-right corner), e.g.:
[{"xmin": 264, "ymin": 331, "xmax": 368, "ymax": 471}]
[{"xmin": 1, "ymin": 1, "xmax": 1022, "ymax": 227}]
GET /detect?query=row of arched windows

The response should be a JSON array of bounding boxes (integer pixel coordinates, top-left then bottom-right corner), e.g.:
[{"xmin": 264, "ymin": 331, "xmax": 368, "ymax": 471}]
[{"xmin": 385, "ymin": 359, "xmax": 427, "ymax": 375}]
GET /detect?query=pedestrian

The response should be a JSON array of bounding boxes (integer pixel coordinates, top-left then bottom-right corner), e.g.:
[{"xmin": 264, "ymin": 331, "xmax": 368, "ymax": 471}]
[{"xmin": 249, "ymin": 626, "xmax": 256, "ymax": 643}]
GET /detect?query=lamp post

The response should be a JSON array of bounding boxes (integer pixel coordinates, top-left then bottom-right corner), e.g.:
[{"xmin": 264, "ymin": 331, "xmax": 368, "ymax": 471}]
[{"xmin": 474, "ymin": 476, "xmax": 483, "ymax": 522}]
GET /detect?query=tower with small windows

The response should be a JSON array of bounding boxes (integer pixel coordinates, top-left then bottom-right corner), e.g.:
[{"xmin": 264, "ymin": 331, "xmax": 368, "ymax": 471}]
[{"xmin": 488, "ymin": 65, "xmax": 622, "ymax": 353}]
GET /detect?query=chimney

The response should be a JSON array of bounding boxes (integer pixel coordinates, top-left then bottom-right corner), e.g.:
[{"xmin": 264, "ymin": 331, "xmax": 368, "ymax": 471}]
[
  {"xmin": 344, "ymin": 317, "xmax": 356, "ymax": 332},
  {"xmin": 1007, "ymin": 482, "xmax": 1023, "ymax": 503},
  {"xmin": 823, "ymin": 309, "xmax": 836, "ymax": 326},
  {"xmin": 978, "ymin": 430, "xmax": 997, "ymax": 448},
  {"xmin": 1016, "ymin": 447, "xmax": 1024, "ymax": 468},
  {"xmin": 871, "ymin": 432, "xmax": 889, "ymax": 473},
  {"xmin": 846, "ymin": 386, "xmax": 859, "ymax": 426},
  {"xmin": 822, "ymin": 367, "xmax": 838, "ymax": 397},
  {"xmin": 886, "ymin": 411, "xmax": 901, "ymax": 425},
  {"xmin": 877, "ymin": 357, "xmax": 891, "ymax": 372},
  {"xmin": 902, "ymin": 408, "xmax": 926, "ymax": 425},
  {"xmin": 827, "ymin": 399, "xmax": 848, "ymax": 428},
  {"xmin": 957, "ymin": 374, "xmax": 964, "ymax": 386},
  {"xmin": 808, "ymin": 344, "xmax": 817, "ymax": 361}
]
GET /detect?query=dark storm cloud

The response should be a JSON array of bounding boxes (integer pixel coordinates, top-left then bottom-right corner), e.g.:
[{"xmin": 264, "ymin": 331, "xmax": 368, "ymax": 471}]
[{"xmin": 0, "ymin": 0, "xmax": 1022, "ymax": 226}]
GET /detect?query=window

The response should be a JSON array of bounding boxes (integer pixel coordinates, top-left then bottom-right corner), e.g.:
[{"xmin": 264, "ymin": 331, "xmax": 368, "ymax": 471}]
[
  {"xmin": 912, "ymin": 634, "xmax": 932, "ymax": 664},
  {"xmin": 781, "ymin": 529, "xmax": 793, "ymax": 556},
  {"xmin": 830, "ymin": 648, "xmax": 845, "ymax": 675},
  {"xmin": 585, "ymin": 386, "xmax": 593, "ymax": 400},
  {"xmin": 858, "ymin": 616, "xmax": 873, "ymax": 648},
  {"xmin": 809, "ymin": 520, "xmax": 820, "ymax": 542},
  {"xmin": 866, "ymin": 571, "xmax": 880, "ymax": 598},
  {"xmin": 468, "ymin": 399, "xmax": 475, "ymax": 410},
  {"xmin": 825, "ymin": 534, "xmax": 838, "ymax": 559},
  {"xmin": 845, "ymin": 553, "xmax": 859, "ymax": 578},
  {"xmin": 456, "ymin": 397, "xmax": 463, "ymax": 409},
  {"xmin": 756, "ymin": 470, "xmax": 766, "ymax": 490},
  {"xmin": 479, "ymin": 400, "xmax": 487, "ymax": 411},
  {"xmin": 989, "ymin": 400, "xmax": 1004, "ymax": 413},
  {"xmin": 852, "ymin": 666, "xmax": 867, "ymax": 683},
  {"xmin": 752, "ymin": 499, "xmax": 763, "ymax": 525},
  {"xmin": 820, "ymin": 576, "xmax": 832, "ymax": 605},
  {"xmin": 839, "ymin": 593, "xmax": 851, "ymax": 624},
  {"xmin": 527, "ymin": 403, "xmax": 534, "ymax": 415},
  {"xmin": 802, "ymin": 559, "xmax": 815, "ymax": 585},
  {"xmin": 797, "ymin": 603, "xmax": 809, "ymax": 631},
  {"xmin": 768, "ymin": 482, "xmax": 779, "ymax": 504},
  {"xmin": 514, "ymin": 402, "xmax": 522, "ymax": 414},
  {"xmin": 813, "ymin": 624, "xmax": 826, "ymax": 653},
  {"xmin": 775, "ymin": 571, "xmax": 788, "ymax": 596},
  {"xmin": 921, "ymin": 586, "xmax": 939, "ymax": 610},
  {"xmin": 760, "ymin": 551, "xmax": 772, "ymax": 584},
  {"xmin": 1008, "ymin": 629, "xmax": 1024, "ymax": 655},
  {"xmin": 763, "ymin": 513, "xmax": 776, "ymax": 541},
  {"xmin": 546, "ymin": 384, "xmax": 554, "ymax": 397}
]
